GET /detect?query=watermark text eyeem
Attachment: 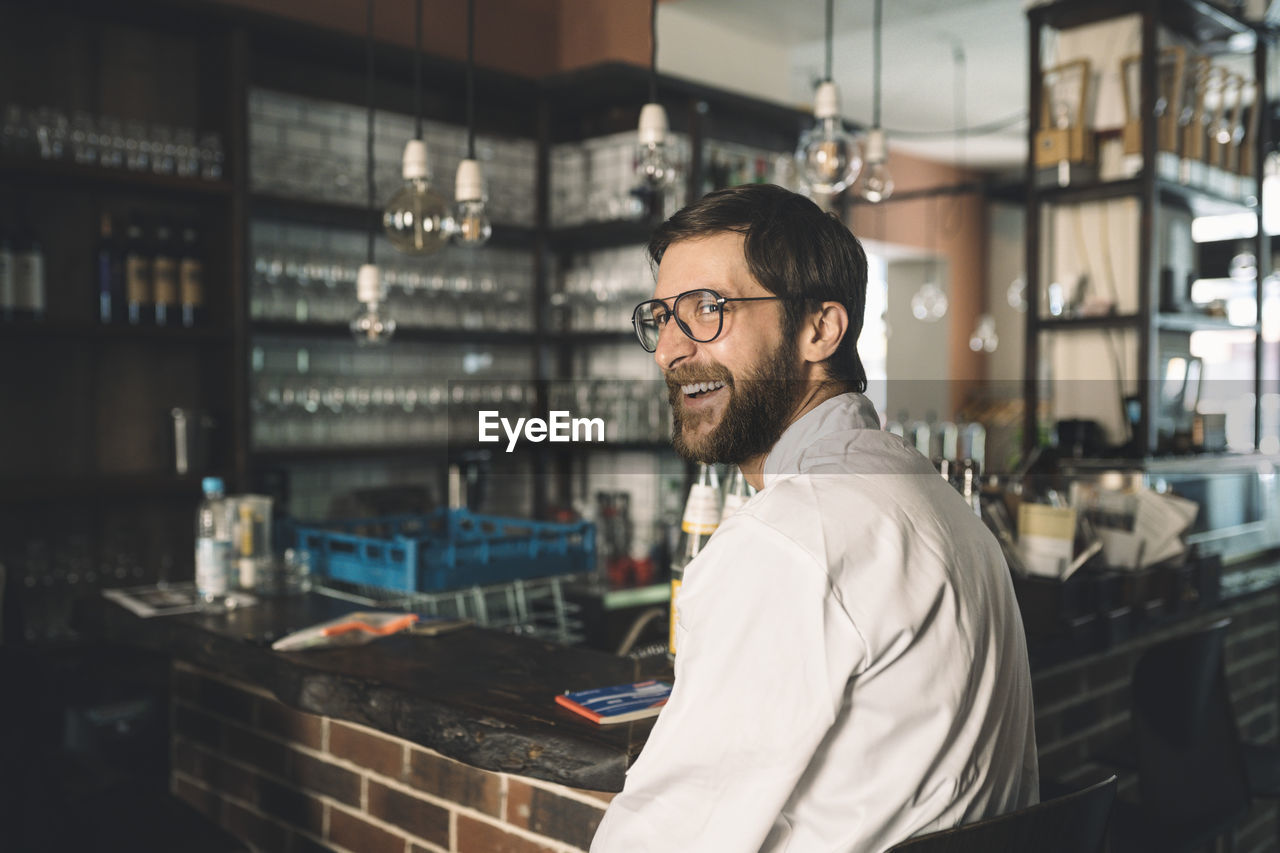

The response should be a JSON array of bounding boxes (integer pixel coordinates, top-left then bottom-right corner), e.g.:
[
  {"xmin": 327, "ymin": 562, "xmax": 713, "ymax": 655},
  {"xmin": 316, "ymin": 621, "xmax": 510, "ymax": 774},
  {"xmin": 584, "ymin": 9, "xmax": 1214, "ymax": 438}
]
[{"xmin": 478, "ymin": 410, "xmax": 606, "ymax": 452}]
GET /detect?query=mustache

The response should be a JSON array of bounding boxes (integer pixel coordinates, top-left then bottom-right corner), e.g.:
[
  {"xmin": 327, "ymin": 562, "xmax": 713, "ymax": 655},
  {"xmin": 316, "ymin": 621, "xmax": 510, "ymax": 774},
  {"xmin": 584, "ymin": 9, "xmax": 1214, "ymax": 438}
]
[{"xmin": 664, "ymin": 365, "xmax": 734, "ymax": 391}]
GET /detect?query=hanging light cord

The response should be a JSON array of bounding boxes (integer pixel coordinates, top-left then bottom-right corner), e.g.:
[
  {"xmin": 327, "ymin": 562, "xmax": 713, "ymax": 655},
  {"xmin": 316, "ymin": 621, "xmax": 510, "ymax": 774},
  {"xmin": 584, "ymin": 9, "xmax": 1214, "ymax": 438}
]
[
  {"xmin": 872, "ymin": 0, "xmax": 882, "ymax": 128},
  {"xmin": 823, "ymin": 0, "xmax": 833, "ymax": 82},
  {"xmin": 467, "ymin": 0, "xmax": 476, "ymax": 160},
  {"xmin": 649, "ymin": 0, "xmax": 658, "ymax": 103},
  {"xmin": 953, "ymin": 43, "xmax": 966, "ymax": 170},
  {"xmin": 414, "ymin": 0, "xmax": 422, "ymax": 139},
  {"xmin": 365, "ymin": 0, "xmax": 375, "ymax": 265}
]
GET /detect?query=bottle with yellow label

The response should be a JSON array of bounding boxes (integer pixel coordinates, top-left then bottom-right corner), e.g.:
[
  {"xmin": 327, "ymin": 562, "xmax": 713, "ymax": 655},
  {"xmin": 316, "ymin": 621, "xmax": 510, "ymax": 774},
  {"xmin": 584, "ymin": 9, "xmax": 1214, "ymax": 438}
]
[{"xmin": 669, "ymin": 463, "xmax": 720, "ymax": 660}]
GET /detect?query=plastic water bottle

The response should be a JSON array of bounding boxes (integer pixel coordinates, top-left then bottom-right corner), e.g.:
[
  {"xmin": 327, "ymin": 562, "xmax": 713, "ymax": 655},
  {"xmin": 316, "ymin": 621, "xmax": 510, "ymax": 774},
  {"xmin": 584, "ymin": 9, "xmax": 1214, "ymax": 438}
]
[
  {"xmin": 195, "ymin": 476, "xmax": 231, "ymax": 606},
  {"xmin": 669, "ymin": 464, "xmax": 720, "ymax": 660}
]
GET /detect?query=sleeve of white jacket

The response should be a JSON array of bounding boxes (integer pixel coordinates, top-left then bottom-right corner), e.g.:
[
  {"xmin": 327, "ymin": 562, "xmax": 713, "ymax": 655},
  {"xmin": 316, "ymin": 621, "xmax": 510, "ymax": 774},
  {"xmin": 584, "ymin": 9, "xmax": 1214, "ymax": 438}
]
[{"xmin": 591, "ymin": 516, "xmax": 868, "ymax": 852}]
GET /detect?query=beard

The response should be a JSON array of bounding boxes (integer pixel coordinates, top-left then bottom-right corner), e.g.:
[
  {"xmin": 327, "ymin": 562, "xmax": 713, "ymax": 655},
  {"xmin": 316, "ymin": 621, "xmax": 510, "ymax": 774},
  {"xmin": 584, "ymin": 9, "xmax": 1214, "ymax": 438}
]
[{"xmin": 665, "ymin": 334, "xmax": 806, "ymax": 465}]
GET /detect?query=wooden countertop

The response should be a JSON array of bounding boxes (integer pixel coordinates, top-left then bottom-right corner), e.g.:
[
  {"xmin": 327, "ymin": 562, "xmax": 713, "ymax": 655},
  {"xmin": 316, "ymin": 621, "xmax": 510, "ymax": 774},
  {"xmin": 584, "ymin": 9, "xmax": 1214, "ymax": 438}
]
[{"xmin": 89, "ymin": 591, "xmax": 667, "ymax": 792}]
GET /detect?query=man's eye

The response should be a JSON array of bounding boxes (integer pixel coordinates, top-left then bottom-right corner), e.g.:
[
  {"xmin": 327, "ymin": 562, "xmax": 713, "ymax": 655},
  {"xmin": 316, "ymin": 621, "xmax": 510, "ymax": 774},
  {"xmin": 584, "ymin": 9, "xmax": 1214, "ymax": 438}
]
[{"xmin": 694, "ymin": 302, "xmax": 720, "ymax": 317}]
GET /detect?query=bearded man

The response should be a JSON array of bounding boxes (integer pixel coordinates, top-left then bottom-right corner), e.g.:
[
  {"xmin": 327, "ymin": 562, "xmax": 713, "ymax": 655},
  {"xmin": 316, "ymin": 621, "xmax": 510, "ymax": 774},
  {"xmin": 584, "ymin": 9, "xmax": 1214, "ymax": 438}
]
[{"xmin": 590, "ymin": 184, "xmax": 1038, "ymax": 853}]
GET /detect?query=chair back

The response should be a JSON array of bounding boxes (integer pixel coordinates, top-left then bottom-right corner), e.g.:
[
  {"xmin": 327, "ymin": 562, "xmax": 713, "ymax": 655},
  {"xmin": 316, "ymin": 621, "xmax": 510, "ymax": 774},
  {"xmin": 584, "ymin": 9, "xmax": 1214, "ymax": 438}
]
[
  {"xmin": 884, "ymin": 775, "xmax": 1117, "ymax": 853},
  {"xmin": 1131, "ymin": 618, "xmax": 1251, "ymax": 827}
]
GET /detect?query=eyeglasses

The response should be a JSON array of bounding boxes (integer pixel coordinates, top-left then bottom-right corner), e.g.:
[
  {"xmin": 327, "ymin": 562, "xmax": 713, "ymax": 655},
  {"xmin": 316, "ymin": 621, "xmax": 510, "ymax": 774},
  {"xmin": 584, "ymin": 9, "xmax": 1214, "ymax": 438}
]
[{"xmin": 631, "ymin": 288, "xmax": 794, "ymax": 352}]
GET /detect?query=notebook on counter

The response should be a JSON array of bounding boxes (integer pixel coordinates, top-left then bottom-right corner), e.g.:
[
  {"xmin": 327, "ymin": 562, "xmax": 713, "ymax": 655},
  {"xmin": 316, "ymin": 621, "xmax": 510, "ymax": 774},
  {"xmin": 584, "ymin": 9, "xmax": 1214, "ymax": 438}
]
[{"xmin": 555, "ymin": 680, "xmax": 672, "ymax": 725}]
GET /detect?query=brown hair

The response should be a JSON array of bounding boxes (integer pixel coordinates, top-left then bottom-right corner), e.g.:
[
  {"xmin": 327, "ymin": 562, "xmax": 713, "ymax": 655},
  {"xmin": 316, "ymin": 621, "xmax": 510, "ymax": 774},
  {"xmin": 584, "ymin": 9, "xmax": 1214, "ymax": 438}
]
[{"xmin": 647, "ymin": 184, "xmax": 868, "ymax": 392}]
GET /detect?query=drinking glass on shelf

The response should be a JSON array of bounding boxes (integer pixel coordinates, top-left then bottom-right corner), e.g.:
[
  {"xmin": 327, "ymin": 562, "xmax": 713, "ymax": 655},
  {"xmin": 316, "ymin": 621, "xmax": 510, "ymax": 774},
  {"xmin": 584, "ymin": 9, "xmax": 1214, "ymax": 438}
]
[
  {"xmin": 69, "ymin": 111, "xmax": 98, "ymax": 165},
  {"xmin": 174, "ymin": 127, "xmax": 199, "ymax": 178},
  {"xmin": 98, "ymin": 116, "xmax": 126, "ymax": 169},
  {"xmin": 199, "ymin": 132, "xmax": 224, "ymax": 181},
  {"xmin": 2, "ymin": 104, "xmax": 34, "ymax": 158},
  {"xmin": 150, "ymin": 122, "xmax": 177, "ymax": 175},
  {"xmin": 123, "ymin": 119, "xmax": 150, "ymax": 171},
  {"xmin": 34, "ymin": 106, "xmax": 68, "ymax": 160}
]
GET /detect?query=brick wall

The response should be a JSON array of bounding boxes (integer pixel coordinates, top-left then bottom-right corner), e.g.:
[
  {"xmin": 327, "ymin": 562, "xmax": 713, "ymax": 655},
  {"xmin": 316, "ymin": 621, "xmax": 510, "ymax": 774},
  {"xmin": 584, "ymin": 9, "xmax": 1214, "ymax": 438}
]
[
  {"xmin": 170, "ymin": 662, "xmax": 614, "ymax": 853},
  {"xmin": 173, "ymin": 591, "xmax": 1280, "ymax": 852},
  {"xmin": 1031, "ymin": 588, "xmax": 1280, "ymax": 853}
]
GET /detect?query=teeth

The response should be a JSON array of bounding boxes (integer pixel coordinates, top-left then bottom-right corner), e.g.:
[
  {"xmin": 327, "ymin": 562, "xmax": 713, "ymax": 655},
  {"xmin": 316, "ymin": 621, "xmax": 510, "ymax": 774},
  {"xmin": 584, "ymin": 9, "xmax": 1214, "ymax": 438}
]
[{"xmin": 682, "ymin": 380, "xmax": 726, "ymax": 396}]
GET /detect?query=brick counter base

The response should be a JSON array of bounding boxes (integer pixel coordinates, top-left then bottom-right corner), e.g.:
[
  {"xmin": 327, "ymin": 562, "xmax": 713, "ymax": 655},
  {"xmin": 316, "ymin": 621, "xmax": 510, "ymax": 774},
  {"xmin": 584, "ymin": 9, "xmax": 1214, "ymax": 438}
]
[
  {"xmin": 1032, "ymin": 588, "xmax": 1280, "ymax": 853},
  {"xmin": 170, "ymin": 662, "xmax": 614, "ymax": 853}
]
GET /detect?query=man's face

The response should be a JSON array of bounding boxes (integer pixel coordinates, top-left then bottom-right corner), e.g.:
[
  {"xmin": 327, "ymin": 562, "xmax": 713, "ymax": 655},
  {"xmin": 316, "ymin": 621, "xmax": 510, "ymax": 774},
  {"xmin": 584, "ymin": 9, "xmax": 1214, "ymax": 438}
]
[{"xmin": 651, "ymin": 232, "xmax": 808, "ymax": 465}]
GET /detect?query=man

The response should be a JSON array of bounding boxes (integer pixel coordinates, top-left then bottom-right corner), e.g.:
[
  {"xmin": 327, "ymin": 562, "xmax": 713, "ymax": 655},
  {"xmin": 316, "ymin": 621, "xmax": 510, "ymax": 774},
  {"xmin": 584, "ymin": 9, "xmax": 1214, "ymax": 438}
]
[{"xmin": 590, "ymin": 184, "xmax": 1038, "ymax": 852}]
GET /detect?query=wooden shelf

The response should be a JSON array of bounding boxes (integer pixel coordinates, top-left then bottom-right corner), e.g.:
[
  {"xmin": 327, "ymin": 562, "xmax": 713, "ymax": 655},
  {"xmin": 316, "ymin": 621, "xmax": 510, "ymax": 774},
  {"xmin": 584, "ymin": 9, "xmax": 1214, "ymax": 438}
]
[
  {"xmin": 248, "ymin": 193, "xmax": 537, "ymax": 248},
  {"xmin": 1035, "ymin": 314, "xmax": 1143, "ymax": 331},
  {"xmin": 548, "ymin": 220, "xmax": 656, "ymax": 252},
  {"xmin": 1156, "ymin": 313, "xmax": 1260, "ymax": 333},
  {"xmin": 0, "ymin": 321, "xmax": 234, "ymax": 343},
  {"xmin": 1034, "ymin": 176, "xmax": 1256, "ymax": 218},
  {"xmin": 549, "ymin": 330, "xmax": 639, "ymax": 345},
  {"xmin": 249, "ymin": 320, "xmax": 537, "ymax": 345},
  {"xmin": 0, "ymin": 473, "xmax": 219, "ymax": 503},
  {"xmin": 1030, "ymin": 0, "xmax": 1254, "ymax": 47},
  {"xmin": 0, "ymin": 156, "xmax": 232, "ymax": 198},
  {"xmin": 251, "ymin": 443, "xmax": 514, "ymax": 463}
]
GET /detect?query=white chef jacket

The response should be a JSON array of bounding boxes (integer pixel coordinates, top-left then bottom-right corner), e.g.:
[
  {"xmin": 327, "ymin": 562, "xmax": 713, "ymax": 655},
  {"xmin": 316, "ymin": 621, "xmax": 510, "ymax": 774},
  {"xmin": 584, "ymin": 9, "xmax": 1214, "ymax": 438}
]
[{"xmin": 591, "ymin": 393, "xmax": 1038, "ymax": 853}]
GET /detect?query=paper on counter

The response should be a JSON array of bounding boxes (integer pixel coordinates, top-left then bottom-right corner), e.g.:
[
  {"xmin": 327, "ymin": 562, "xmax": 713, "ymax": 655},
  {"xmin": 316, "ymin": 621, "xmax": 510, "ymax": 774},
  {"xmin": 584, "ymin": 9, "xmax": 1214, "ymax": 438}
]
[{"xmin": 1018, "ymin": 503, "xmax": 1078, "ymax": 579}]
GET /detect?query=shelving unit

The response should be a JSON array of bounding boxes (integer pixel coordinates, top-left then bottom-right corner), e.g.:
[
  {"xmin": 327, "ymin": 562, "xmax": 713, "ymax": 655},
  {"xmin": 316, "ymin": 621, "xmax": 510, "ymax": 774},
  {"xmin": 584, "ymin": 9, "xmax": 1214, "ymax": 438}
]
[
  {"xmin": 0, "ymin": 0, "xmax": 246, "ymax": 645},
  {"xmin": 1024, "ymin": 0, "xmax": 1270, "ymax": 458},
  {"xmin": 0, "ymin": 0, "xmax": 821, "ymax": 644}
]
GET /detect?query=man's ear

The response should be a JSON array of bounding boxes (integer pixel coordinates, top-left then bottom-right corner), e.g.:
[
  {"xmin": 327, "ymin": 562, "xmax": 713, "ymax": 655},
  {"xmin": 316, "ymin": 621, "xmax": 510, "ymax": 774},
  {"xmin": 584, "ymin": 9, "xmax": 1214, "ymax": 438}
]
[{"xmin": 799, "ymin": 301, "xmax": 848, "ymax": 364}]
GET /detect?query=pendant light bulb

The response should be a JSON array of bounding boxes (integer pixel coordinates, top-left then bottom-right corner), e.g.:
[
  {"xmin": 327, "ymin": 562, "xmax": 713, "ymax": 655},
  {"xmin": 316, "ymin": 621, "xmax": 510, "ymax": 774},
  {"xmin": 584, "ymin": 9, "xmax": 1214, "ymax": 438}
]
[
  {"xmin": 859, "ymin": 127, "xmax": 894, "ymax": 203},
  {"xmin": 636, "ymin": 103, "xmax": 677, "ymax": 189},
  {"xmin": 911, "ymin": 280, "xmax": 948, "ymax": 323},
  {"xmin": 453, "ymin": 158, "xmax": 492, "ymax": 247},
  {"xmin": 797, "ymin": 81, "xmax": 861, "ymax": 195},
  {"xmin": 350, "ymin": 263, "xmax": 396, "ymax": 346},
  {"xmin": 382, "ymin": 139, "xmax": 453, "ymax": 256}
]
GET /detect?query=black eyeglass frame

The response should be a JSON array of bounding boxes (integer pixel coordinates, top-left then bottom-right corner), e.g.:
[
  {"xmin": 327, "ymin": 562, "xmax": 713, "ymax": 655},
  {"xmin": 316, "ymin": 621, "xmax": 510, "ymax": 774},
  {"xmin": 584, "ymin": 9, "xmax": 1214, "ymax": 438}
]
[{"xmin": 631, "ymin": 288, "xmax": 803, "ymax": 352}]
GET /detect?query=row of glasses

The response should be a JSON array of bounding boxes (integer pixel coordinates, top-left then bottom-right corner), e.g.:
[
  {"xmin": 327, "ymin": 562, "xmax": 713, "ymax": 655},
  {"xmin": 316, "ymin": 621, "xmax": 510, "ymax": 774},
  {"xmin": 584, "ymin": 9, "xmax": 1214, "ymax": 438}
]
[
  {"xmin": 248, "ymin": 88, "xmax": 537, "ymax": 226},
  {"xmin": 555, "ymin": 244, "xmax": 654, "ymax": 333},
  {"xmin": 251, "ymin": 377, "xmax": 538, "ymax": 448},
  {"xmin": 548, "ymin": 379, "xmax": 670, "ymax": 444},
  {"xmin": 250, "ymin": 240, "xmax": 536, "ymax": 331},
  {"xmin": 550, "ymin": 130, "xmax": 690, "ymax": 228},
  {"xmin": 1, "ymin": 104, "xmax": 224, "ymax": 179}
]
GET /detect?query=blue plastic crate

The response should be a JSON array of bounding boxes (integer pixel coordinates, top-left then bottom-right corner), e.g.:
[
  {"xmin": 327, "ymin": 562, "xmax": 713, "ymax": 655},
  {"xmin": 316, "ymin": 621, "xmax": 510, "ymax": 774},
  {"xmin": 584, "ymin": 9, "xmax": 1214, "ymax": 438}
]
[{"xmin": 294, "ymin": 509, "xmax": 597, "ymax": 594}]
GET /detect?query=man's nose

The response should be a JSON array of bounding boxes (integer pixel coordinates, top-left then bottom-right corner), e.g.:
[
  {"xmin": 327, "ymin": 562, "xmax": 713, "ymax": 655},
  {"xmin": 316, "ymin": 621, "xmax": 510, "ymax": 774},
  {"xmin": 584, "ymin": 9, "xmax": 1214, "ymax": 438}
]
[{"xmin": 654, "ymin": 319, "xmax": 694, "ymax": 371}]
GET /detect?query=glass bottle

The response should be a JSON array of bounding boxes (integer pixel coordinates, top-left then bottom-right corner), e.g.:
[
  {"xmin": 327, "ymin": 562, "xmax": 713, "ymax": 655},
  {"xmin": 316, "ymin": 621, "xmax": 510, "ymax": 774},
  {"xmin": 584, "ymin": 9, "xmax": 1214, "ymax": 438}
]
[
  {"xmin": 195, "ymin": 476, "xmax": 232, "ymax": 606},
  {"xmin": 151, "ymin": 222, "xmax": 178, "ymax": 327},
  {"xmin": 0, "ymin": 220, "xmax": 13, "ymax": 322},
  {"xmin": 719, "ymin": 466, "xmax": 755, "ymax": 523},
  {"xmin": 179, "ymin": 224, "xmax": 205, "ymax": 328},
  {"xmin": 11, "ymin": 220, "xmax": 45, "ymax": 322},
  {"xmin": 669, "ymin": 463, "xmax": 720, "ymax": 660},
  {"xmin": 96, "ymin": 212, "xmax": 124, "ymax": 324},
  {"xmin": 124, "ymin": 217, "xmax": 152, "ymax": 325}
]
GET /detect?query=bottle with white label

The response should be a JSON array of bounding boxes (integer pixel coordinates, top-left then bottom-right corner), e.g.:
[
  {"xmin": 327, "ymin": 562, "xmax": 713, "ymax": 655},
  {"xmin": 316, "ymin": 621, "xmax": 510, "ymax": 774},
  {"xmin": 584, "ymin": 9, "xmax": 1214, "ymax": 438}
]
[
  {"xmin": 669, "ymin": 463, "xmax": 720, "ymax": 660},
  {"xmin": 719, "ymin": 466, "xmax": 755, "ymax": 523},
  {"xmin": 11, "ymin": 222, "xmax": 44, "ymax": 322},
  {"xmin": 0, "ymin": 223, "xmax": 13, "ymax": 322},
  {"xmin": 195, "ymin": 476, "xmax": 232, "ymax": 606}
]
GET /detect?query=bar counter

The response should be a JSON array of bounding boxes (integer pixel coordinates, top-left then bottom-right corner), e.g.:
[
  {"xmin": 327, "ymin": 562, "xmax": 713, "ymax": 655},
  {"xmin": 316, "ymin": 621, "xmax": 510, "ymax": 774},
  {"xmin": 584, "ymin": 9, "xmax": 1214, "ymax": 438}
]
[
  {"xmin": 84, "ymin": 558, "xmax": 1280, "ymax": 852},
  {"xmin": 92, "ymin": 592, "xmax": 660, "ymax": 793}
]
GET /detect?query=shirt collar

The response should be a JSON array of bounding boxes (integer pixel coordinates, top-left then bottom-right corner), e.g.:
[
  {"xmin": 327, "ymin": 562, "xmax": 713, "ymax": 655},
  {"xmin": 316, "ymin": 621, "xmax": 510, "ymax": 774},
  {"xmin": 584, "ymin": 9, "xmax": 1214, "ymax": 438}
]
[{"xmin": 761, "ymin": 392, "xmax": 881, "ymax": 487}]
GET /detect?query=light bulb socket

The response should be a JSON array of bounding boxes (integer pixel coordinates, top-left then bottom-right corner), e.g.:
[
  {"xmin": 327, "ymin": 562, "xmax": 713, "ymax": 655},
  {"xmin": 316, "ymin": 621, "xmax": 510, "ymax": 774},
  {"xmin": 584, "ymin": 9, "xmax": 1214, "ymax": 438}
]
[
  {"xmin": 455, "ymin": 158, "xmax": 486, "ymax": 202},
  {"xmin": 356, "ymin": 263, "xmax": 383, "ymax": 303},
  {"xmin": 814, "ymin": 81, "xmax": 841, "ymax": 120},
  {"xmin": 401, "ymin": 139, "xmax": 430, "ymax": 181},
  {"xmin": 864, "ymin": 127, "xmax": 888, "ymax": 163},
  {"xmin": 638, "ymin": 103, "xmax": 669, "ymax": 146}
]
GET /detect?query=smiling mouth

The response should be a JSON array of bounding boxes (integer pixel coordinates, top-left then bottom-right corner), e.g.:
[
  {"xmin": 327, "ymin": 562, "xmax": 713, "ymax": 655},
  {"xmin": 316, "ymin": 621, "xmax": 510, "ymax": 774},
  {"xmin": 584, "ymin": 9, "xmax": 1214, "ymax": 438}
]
[{"xmin": 681, "ymin": 379, "xmax": 728, "ymax": 399}]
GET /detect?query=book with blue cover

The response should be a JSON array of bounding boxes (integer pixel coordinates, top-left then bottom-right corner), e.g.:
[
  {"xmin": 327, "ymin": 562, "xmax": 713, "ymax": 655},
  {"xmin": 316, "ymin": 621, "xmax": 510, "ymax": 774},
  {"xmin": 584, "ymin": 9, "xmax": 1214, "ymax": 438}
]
[{"xmin": 555, "ymin": 680, "xmax": 673, "ymax": 725}]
